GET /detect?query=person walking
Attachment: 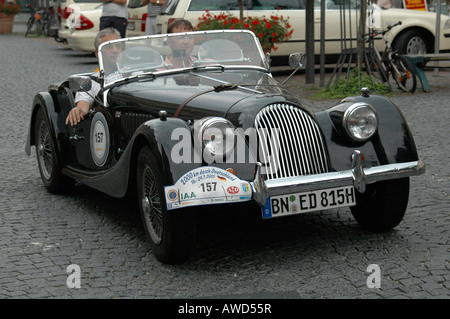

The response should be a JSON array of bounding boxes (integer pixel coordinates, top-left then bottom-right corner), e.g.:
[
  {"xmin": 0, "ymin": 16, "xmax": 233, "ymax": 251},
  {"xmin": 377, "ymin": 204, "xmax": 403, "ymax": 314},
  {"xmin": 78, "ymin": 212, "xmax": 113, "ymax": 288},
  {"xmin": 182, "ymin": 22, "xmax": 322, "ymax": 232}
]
[
  {"xmin": 142, "ymin": 0, "xmax": 165, "ymax": 35},
  {"xmin": 100, "ymin": 0, "xmax": 128, "ymax": 38}
]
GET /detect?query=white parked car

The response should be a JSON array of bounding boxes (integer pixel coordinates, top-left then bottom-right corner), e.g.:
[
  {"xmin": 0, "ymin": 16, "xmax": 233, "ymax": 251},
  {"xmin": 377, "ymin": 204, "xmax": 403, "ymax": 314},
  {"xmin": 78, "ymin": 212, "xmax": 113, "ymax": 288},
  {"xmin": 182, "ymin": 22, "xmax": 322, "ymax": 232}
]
[
  {"xmin": 63, "ymin": 1, "xmax": 145, "ymax": 52},
  {"xmin": 125, "ymin": 0, "xmax": 450, "ymax": 64},
  {"xmin": 127, "ymin": 0, "xmax": 148, "ymax": 37},
  {"xmin": 65, "ymin": 5, "xmax": 102, "ymax": 52},
  {"xmin": 58, "ymin": 0, "xmax": 102, "ymax": 44}
]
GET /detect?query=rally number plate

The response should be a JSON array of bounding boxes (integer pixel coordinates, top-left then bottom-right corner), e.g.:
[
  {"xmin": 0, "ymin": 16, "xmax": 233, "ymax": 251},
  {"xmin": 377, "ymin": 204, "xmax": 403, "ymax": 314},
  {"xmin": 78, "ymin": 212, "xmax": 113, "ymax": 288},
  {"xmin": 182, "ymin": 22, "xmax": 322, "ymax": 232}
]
[{"xmin": 262, "ymin": 186, "xmax": 356, "ymax": 219}]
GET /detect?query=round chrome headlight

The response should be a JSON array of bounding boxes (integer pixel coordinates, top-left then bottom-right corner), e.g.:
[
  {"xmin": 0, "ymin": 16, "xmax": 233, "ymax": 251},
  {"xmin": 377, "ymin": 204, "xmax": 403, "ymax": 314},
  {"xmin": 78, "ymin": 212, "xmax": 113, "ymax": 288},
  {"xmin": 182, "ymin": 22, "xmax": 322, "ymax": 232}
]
[
  {"xmin": 195, "ymin": 117, "xmax": 235, "ymax": 162},
  {"xmin": 343, "ymin": 102, "xmax": 378, "ymax": 142}
]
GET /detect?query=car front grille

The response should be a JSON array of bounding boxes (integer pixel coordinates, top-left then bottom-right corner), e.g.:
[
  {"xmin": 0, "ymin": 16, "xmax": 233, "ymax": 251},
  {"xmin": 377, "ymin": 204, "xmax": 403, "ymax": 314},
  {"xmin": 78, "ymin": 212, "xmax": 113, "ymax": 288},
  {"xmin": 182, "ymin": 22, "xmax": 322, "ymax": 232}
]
[
  {"xmin": 121, "ymin": 112, "xmax": 154, "ymax": 138},
  {"xmin": 254, "ymin": 104, "xmax": 329, "ymax": 180}
]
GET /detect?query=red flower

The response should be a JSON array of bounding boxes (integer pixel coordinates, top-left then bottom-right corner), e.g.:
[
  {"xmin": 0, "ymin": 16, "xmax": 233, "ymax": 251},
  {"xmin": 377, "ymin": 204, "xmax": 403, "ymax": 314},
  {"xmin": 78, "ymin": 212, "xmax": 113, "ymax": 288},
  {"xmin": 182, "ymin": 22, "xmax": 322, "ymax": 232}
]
[
  {"xmin": 265, "ymin": 22, "xmax": 272, "ymax": 29},
  {"xmin": 244, "ymin": 23, "xmax": 250, "ymax": 28},
  {"xmin": 251, "ymin": 20, "xmax": 259, "ymax": 25}
]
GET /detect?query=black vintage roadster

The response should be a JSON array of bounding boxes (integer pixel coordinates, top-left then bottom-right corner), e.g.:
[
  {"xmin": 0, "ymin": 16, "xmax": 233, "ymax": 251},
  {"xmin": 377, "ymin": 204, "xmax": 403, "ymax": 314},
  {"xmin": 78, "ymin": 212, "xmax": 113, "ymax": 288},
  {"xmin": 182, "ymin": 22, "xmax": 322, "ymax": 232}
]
[{"xmin": 26, "ymin": 30, "xmax": 425, "ymax": 263}]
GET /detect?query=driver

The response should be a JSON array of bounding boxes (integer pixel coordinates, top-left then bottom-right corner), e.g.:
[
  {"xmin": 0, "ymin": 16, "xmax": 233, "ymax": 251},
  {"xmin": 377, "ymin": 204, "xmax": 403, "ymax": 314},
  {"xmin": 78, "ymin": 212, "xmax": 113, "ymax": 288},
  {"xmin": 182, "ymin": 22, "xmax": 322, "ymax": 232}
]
[
  {"xmin": 165, "ymin": 19, "xmax": 196, "ymax": 69},
  {"xmin": 65, "ymin": 28, "xmax": 121, "ymax": 126}
]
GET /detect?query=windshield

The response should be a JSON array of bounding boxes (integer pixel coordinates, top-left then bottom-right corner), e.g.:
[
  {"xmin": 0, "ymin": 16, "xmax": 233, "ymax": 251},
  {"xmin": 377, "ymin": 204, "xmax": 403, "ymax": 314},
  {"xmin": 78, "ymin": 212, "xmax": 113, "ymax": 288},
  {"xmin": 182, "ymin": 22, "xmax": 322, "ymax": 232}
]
[{"xmin": 98, "ymin": 30, "xmax": 267, "ymax": 86}]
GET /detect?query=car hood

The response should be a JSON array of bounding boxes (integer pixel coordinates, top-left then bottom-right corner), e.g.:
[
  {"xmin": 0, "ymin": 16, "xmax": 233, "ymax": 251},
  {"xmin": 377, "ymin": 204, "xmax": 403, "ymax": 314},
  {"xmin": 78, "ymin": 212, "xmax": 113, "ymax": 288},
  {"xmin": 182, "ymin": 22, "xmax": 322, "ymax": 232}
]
[{"xmin": 108, "ymin": 70, "xmax": 310, "ymax": 129}]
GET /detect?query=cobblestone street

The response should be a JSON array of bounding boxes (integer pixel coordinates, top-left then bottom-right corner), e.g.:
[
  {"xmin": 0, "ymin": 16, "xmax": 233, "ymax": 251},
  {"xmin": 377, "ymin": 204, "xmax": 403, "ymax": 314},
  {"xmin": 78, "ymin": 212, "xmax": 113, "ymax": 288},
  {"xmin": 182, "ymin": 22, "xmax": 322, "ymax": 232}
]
[{"xmin": 0, "ymin": 32, "xmax": 449, "ymax": 299}]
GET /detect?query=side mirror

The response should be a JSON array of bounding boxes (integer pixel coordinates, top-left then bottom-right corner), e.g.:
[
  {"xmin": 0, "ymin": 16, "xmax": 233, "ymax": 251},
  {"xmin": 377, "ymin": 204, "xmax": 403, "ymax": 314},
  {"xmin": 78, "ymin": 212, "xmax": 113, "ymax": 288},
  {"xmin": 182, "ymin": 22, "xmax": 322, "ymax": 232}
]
[
  {"xmin": 281, "ymin": 52, "xmax": 307, "ymax": 86},
  {"xmin": 68, "ymin": 75, "xmax": 105, "ymax": 107},
  {"xmin": 289, "ymin": 52, "xmax": 306, "ymax": 69},
  {"xmin": 69, "ymin": 75, "xmax": 92, "ymax": 92}
]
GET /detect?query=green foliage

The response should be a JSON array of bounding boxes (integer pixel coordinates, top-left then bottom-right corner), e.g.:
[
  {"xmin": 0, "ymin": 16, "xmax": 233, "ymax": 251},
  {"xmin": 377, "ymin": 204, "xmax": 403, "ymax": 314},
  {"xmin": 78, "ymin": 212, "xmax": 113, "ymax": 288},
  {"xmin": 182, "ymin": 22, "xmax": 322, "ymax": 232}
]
[{"xmin": 313, "ymin": 68, "xmax": 391, "ymax": 99}]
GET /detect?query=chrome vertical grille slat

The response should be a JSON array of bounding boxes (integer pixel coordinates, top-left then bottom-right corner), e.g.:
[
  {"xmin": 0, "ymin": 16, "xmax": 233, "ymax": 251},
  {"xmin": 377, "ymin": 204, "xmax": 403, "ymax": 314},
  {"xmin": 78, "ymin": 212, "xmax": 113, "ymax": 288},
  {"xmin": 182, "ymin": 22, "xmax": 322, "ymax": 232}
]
[{"xmin": 255, "ymin": 104, "xmax": 329, "ymax": 180}]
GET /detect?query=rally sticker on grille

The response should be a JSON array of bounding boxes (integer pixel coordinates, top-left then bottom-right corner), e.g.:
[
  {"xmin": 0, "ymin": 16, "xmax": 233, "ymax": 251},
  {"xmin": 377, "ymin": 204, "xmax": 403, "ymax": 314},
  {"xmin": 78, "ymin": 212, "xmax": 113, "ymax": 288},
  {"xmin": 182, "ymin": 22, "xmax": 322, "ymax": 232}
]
[
  {"xmin": 164, "ymin": 167, "xmax": 252, "ymax": 211},
  {"xmin": 262, "ymin": 186, "xmax": 356, "ymax": 219}
]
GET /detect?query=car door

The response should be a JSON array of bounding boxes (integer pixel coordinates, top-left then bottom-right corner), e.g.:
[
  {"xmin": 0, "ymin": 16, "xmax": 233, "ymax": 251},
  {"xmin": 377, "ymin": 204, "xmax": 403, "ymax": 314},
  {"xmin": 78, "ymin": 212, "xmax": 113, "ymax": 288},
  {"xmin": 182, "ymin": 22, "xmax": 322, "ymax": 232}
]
[{"xmin": 72, "ymin": 105, "xmax": 113, "ymax": 170}]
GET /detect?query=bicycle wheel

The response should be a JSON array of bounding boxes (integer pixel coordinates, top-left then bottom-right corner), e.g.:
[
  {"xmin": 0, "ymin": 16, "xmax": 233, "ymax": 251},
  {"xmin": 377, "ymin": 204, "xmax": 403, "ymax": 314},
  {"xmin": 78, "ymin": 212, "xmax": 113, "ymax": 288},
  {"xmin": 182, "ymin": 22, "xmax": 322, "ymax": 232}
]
[
  {"xmin": 391, "ymin": 55, "xmax": 417, "ymax": 93},
  {"xmin": 365, "ymin": 50, "xmax": 390, "ymax": 89},
  {"xmin": 25, "ymin": 17, "xmax": 35, "ymax": 37},
  {"xmin": 36, "ymin": 19, "xmax": 43, "ymax": 36}
]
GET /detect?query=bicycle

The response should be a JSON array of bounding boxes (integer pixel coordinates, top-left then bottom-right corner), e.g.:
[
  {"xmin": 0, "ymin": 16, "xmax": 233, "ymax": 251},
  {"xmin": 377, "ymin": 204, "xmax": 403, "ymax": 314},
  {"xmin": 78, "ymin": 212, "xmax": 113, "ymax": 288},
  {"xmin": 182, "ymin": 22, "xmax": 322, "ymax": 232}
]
[
  {"xmin": 364, "ymin": 21, "xmax": 417, "ymax": 93},
  {"xmin": 25, "ymin": 4, "xmax": 43, "ymax": 37},
  {"xmin": 25, "ymin": 4, "xmax": 58, "ymax": 37}
]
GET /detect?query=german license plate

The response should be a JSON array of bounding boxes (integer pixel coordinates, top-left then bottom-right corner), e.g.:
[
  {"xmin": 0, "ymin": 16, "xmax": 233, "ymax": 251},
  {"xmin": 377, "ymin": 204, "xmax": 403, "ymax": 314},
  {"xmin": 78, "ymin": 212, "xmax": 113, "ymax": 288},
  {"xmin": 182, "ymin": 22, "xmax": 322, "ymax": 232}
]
[{"xmin": 262, "ymin": 186, "xmax": 356, "ymax": 219}]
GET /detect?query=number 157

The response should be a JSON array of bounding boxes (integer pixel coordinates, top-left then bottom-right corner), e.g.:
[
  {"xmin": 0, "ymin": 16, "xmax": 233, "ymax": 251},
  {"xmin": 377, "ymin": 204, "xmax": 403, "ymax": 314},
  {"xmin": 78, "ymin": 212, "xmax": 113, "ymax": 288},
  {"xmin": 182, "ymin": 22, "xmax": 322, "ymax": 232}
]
[
  {"xmin": 95, "ymin": 132, "xmax": 103, "ymax": 143},
  {"xmin": 200, "ymin": 182, "xmax": 216, "ymax": 192}
]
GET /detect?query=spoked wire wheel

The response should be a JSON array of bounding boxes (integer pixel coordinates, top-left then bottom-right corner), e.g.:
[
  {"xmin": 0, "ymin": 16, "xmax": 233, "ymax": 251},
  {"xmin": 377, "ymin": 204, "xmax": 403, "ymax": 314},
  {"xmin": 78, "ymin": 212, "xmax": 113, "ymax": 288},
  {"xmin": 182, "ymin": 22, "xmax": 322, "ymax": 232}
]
[
  {"xmin": 364, "ymin": 51, "xmax": 391, "ymax": 91},
  {"xmin": 34, "ymin": 108, "xmax": 74, "ymax": 193},
  {"xmin": 391, "ymin": 55, "xmax": 417, "ymax": 93},
  {"xmin": 25, "ymin": 17, "xmax": 35, "ymax": 37},
  {"xmin": 141, "ymin": 164, "xmax": 163, "ymax": 245},
  {"xmin": 137, "ymin": 146, "xmax": 197, "ymax": 264},
  {"xmin": 36, "ymin": 117, "xmax": 53, "ymax": 180}
]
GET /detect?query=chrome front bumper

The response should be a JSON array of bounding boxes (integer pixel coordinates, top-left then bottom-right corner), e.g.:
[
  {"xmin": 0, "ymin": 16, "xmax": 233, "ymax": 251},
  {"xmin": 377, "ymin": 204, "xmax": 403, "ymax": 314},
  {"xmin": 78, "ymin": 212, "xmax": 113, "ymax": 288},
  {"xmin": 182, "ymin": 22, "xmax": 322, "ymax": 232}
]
[{"xmin": 251, "ymin": 150, "xmax": 426, "ymax": 206}]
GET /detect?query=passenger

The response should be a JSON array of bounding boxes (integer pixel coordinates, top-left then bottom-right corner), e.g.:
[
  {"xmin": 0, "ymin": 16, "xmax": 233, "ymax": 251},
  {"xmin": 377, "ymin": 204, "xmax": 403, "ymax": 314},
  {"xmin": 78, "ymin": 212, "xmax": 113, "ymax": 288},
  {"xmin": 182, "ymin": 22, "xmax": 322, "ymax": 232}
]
[
  {"xmin": 65, "ymin": 28, "xmax": 121, "ymax": 126},
  {"xmin": 165, "ymin": 19, "xmax": 196, "ymax": 68}
]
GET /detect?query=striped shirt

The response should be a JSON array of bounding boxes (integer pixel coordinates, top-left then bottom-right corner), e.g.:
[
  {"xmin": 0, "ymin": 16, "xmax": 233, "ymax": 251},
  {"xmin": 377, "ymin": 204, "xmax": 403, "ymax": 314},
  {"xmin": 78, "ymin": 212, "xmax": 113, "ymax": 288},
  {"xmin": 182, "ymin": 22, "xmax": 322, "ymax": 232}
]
[{"xmin": 147, "ymin": 3, "xmax": 163, "ymax": 17}]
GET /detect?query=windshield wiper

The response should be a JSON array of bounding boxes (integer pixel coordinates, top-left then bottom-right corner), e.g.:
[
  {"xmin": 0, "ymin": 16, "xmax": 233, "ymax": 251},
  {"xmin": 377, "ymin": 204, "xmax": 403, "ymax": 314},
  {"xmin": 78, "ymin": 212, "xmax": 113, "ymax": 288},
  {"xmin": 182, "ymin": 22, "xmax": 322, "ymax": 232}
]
[{"xmin": 104, "ymin": 71, "xmax": 156, "ymax": 88}]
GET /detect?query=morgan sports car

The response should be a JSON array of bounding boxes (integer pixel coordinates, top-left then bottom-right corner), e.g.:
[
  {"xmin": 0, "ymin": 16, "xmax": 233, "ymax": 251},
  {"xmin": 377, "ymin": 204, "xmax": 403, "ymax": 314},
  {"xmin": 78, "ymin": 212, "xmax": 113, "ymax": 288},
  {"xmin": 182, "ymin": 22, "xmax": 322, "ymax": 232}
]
[{"xmin": 26, "ymin": 30, "xmax": 425, "ymax": 264}]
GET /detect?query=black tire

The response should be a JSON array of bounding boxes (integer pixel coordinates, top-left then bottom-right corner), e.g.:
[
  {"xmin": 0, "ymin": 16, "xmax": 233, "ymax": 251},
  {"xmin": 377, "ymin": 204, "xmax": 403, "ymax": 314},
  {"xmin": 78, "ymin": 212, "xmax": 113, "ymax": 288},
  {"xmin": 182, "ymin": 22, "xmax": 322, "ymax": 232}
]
[
  {"xmin": 393, "ymin": 30, "xmax": 429, "ymax": 55},
  {"xmin": 25, "ymin": 17, "xmax": 34, "ymax": 37},
  {"xmin": 36, "ymin": 19, "xmax": 43, "ymax": 37},
  {"xmin": 34, "ymin": 108, "xmax": 75, "ymax": 194},
  {"xmin": 391, "ymin": 55, "xmax": 417, "ymax": 93},
  {"xmin": 365, "ymin": 51, "xmax": 390, "ymax": 86},
  {"xmin": 350, "ymin": 178, "xmax": 410, "ymax": 231},
  {"xmin": 137, "ymin": 146, "xmax": 197, "ymax": 264}
]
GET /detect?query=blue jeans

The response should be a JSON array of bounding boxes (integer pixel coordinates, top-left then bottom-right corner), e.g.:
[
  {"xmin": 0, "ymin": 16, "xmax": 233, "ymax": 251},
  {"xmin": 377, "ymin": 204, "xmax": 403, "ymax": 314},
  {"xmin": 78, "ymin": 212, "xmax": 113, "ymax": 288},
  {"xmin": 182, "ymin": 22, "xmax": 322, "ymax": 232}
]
[{"xmin": 100, "ymin": 16, "xmax": 128, "ymax": 38}]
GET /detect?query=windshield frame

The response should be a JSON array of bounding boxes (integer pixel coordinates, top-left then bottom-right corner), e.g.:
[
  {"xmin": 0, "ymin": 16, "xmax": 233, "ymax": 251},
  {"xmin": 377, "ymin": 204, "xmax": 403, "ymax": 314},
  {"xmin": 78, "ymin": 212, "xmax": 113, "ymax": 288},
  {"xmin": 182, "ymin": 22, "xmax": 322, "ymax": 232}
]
[{"xmin": 97, "ymin": 30, "xmax": 269, "ymax": 88}]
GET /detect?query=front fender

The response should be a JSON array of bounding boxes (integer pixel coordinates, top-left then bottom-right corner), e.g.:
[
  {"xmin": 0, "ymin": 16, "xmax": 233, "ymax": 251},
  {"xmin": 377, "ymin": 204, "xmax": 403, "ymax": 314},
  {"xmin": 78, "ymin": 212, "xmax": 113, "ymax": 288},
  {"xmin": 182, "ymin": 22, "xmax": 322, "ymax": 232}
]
[
  {"xmin": 315, "ymin": 94, "xmax": 419, "ymax": 172},
  {"xmin": 25, "ymin": 92, "xmax": 66, "ymax": 169},
  {"xmin": 133, "ymin": 117, "xmax": 201, "ymax": 188},
  {"xmin": 135, "ymin": 117, "xmax": 257, "ymax": 185}
]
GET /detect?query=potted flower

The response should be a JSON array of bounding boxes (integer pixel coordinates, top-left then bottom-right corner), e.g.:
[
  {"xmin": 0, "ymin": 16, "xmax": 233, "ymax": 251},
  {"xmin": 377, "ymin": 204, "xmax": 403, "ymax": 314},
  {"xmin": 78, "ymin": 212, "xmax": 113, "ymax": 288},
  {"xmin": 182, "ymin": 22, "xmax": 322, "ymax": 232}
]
[
  {"xmin": 0, "ymin": 1, "xmax": 21, "ymax": 34},
  {"xmin": 196, "ymin": 10, "xmax": 293, "ymax": 53}
]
